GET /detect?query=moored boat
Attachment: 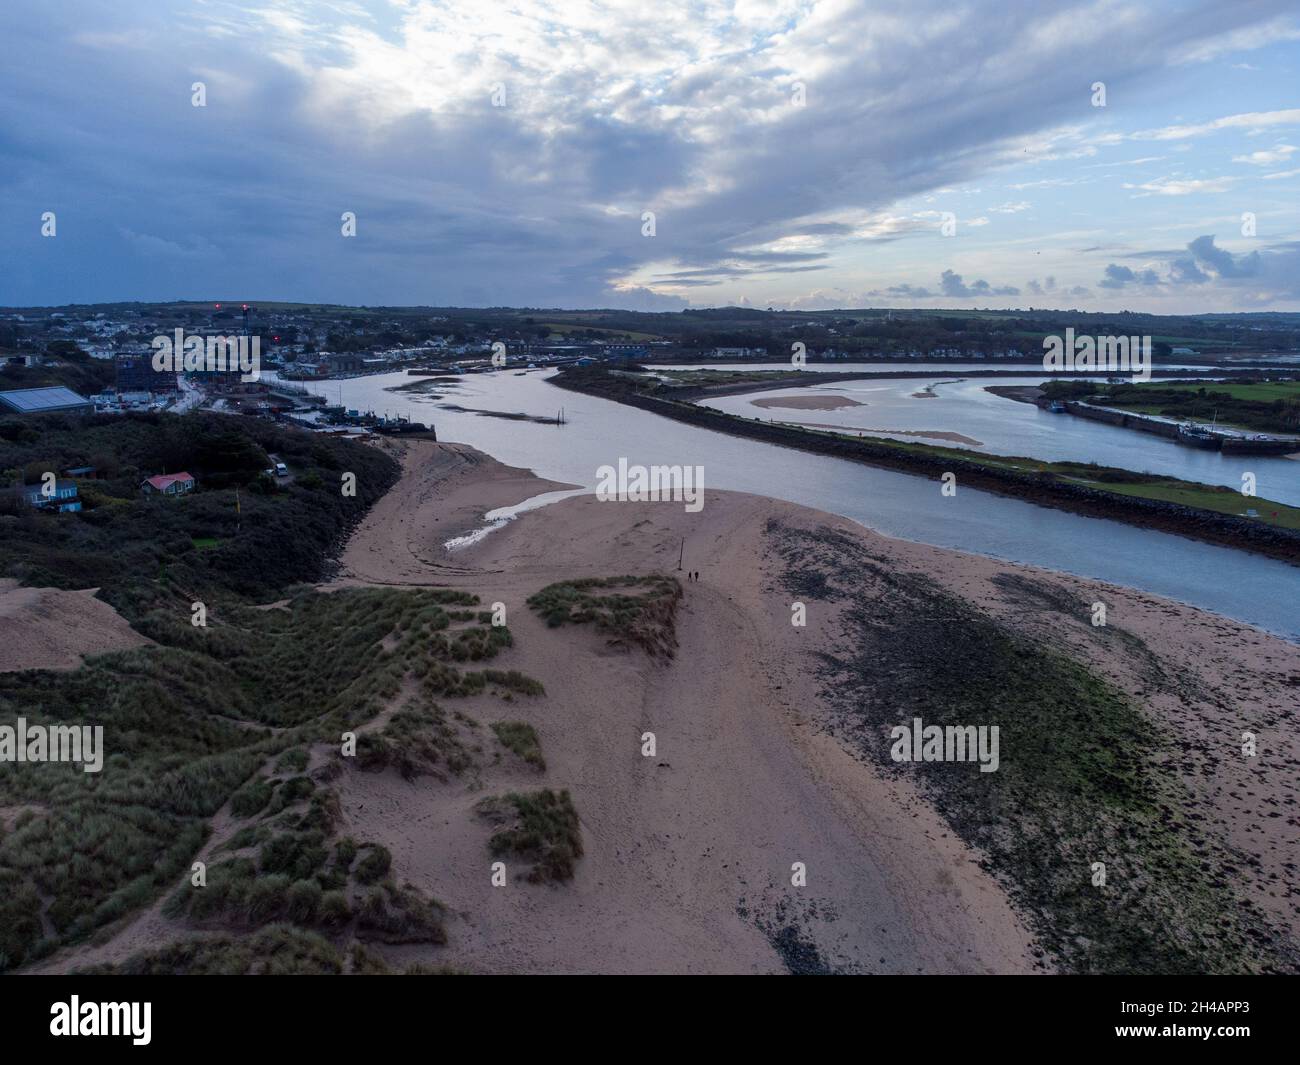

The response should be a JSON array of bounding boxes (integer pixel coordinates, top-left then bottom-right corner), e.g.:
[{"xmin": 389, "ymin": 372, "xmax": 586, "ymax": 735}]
[{"xmin": 1176, "ymin": 422, "xmax": 1220, "ymax": 449}]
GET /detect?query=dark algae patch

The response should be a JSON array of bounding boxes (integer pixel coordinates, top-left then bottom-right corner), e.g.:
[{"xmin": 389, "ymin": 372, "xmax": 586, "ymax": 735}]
[
  {"xmin": 767, "ymin": 519, "xmax": 1298, "ymax": 974},
  {"xmin": 766, "ymin": 926, "xmax": 834, "ymax": 975}
]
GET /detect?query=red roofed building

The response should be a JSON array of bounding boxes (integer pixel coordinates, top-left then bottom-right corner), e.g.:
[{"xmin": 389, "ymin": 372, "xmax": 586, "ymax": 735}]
[{"xmin": 141, "ymin": 472, "xmax": 196, "ymax": 496}]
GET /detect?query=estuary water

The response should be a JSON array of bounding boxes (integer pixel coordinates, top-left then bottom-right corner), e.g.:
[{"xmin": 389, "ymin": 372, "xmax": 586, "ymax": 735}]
[{"xmin": 286, "ymin": 368, "xmax": 1299, "ymax": 638}]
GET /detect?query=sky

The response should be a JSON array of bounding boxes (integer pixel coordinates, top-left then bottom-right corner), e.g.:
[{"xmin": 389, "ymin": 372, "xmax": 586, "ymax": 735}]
[{"xmin": 2, "ymin": 0, "xmax": 1299, "ymax": 313}]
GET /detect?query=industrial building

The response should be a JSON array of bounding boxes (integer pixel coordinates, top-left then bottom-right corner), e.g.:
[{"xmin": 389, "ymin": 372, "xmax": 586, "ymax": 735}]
[{"xmin": 0, "ymin": 386, "xmax": 94, "ymax": 415}]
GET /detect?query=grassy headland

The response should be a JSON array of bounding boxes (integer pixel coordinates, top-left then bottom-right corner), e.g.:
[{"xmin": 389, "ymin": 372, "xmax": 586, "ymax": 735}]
[{"xmin": 0, "ymin": 411, "xmax": 399, "ymax": 602}]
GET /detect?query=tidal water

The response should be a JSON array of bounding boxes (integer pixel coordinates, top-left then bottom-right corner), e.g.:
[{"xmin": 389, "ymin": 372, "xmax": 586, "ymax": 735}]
[
  {"xmin": 698, "ymin": 374, "xmax": 1300, "ymax": 506},
  {"xmin": 285, "ymin": 368, "xmax": 1299, "ymax": 638}
]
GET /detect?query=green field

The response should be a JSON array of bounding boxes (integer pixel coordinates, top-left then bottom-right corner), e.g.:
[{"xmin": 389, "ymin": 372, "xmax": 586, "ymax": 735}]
[
  {"xmin": 539, "ymin": 322, "xmax": 661, "ymax": 341},
  {"xmin": 1043, "ymin": 378, "xmax": 1300, "ymax": 433},
  {"xmin": 1069, "ymin": 480, "xmax": 1300, "ymax": 530},
  {"xmin": 656, "ymin": 368, "xmax": 803, "ymax": 387},
  {"xmin": 1127, "ymin": 380, "xmax": 1300, "ymax": 403}
]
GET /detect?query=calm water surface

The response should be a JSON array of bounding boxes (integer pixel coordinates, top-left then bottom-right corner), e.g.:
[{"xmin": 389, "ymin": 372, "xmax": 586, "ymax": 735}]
[{"xmin": 283, "ymin": 368, "xmax": 1299, "ymax": 638}]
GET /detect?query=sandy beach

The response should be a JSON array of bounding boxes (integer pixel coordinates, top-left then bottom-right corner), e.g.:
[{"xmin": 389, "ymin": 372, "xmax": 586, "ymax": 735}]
[
  {"xmin": 326, "ymin": 440, "xmax": 1300, "ymax": 972},
  {"xmin": 35, "ymin": 438, "xmax": 1298, "ymax": 975},
  {"xmin": 327, "ymin": 439, "xmax": 1044, "ymax": 973},
  {"xmin": 750, "ymin": 395, "xmax": 865, "ymax": 411}
]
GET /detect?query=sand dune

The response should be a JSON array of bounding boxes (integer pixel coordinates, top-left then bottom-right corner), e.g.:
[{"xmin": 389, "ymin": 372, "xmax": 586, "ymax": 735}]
[{"xmin": 0, "ymin": 579, "xmax": 150, "ymax": 673}]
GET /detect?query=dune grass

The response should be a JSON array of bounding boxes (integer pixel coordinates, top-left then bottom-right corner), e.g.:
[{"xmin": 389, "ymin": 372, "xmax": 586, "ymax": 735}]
[
  {"xmin": 76, "ymin": 924, "xmax": 349, "ymax": 975},
  {"xmin": 491, "ymin": 721, "xmax": 545, "ymax": 770},
  {"xmin": 477, "ymin": 789, "xmax": 583, "ymax": 883},
  {"xmin": 0, "ymin": 584, "xmax": 539, "ymax": 971},
  {"xmin": 527, "ymin": 575, "xmax": 682, "ymax": 657}
]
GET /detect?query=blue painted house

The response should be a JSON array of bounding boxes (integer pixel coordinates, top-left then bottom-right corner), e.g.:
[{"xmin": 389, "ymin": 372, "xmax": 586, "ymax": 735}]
[{"xmin": 18, "ymin": 479, "xmax": 81, "ymax": 512}]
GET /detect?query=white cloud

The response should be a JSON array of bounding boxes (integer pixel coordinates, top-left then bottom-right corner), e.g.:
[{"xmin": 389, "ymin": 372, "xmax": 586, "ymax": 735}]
[
  {"xmin": 1233, "ymin": 144, "xmax": 1297, "ymax": 165},
  {"xmin": 1126, "ymin": 109, "xmax": 1300, "ymax": 142},
  {"xmin": 1123, "ymin": 176, "xmax": 1236, "ymax": 196},
  {"xmin": 5, "ymin": 0, "xmax": 1300, "ymax": 311},
  {"xmin": 1171, "ymin": 16, "xmax": 1300, "ymax": 64}
]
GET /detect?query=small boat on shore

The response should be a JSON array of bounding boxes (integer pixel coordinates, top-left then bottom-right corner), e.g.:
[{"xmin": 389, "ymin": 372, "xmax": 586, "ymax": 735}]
[{"xmin": 1047, "ymin": 399, "xmax": 1067, "ymax": 413}]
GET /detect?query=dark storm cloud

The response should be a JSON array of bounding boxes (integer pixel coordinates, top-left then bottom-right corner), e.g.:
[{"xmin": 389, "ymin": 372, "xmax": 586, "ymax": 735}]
[{"xmin": 1097, "ymin": 235, "xmax": 1297, "ymax": 298}]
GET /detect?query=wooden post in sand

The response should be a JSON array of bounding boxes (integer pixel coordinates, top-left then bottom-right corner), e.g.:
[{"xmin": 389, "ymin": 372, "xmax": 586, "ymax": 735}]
[{"xmin": 677, "ymin": 537, "xmax": 684, "ymax": 571}]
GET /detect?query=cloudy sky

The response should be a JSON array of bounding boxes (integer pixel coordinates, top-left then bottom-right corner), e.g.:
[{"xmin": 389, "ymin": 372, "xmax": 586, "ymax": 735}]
[{"xmin": 3, "ymin": 0, "xmax": 1299, "ymax": 312}]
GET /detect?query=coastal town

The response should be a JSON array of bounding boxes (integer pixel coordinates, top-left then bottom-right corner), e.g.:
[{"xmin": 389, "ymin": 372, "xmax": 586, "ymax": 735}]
[{"xmin": 4, "ymin": 301, "xmax": 1299, "ymax": 547}]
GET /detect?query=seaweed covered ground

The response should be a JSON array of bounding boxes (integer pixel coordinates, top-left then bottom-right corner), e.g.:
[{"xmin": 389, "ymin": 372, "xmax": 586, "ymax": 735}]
[{"xmin": 765, "ymin": 518, "xmax": 1299, "ymax": 974}]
